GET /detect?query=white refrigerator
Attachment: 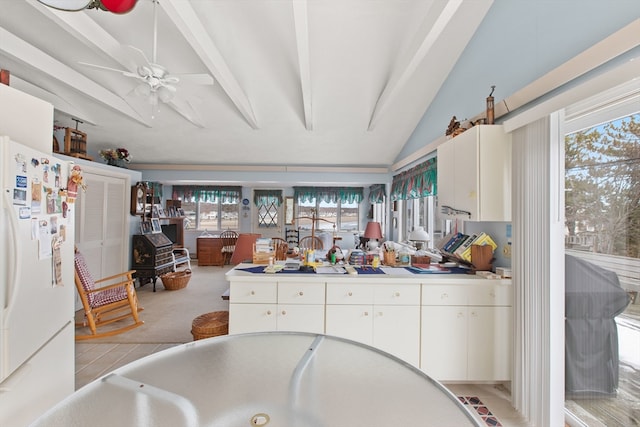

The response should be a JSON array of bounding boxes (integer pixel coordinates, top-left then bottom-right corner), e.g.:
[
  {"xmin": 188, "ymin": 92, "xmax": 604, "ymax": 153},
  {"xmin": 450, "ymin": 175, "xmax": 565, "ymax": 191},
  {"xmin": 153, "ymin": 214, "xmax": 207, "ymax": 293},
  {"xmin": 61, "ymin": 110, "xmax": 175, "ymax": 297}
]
[{"xmin": 0, "ymin": 136, "xmax": 75, "ymax": 426}]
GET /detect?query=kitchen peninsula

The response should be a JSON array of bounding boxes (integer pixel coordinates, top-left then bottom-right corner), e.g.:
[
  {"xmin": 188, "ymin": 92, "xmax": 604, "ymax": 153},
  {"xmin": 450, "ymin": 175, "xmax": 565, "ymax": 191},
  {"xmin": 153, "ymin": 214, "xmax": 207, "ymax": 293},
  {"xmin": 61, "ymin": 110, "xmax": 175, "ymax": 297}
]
[{"xmin": 226, "ymin": 264, "xmax": 512, "ymax": 383}]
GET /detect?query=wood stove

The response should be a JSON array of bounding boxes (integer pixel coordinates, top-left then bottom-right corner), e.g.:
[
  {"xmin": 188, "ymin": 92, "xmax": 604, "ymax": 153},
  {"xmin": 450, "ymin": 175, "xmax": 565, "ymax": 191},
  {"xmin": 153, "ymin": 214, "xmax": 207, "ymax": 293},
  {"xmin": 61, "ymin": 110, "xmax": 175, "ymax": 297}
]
[{"xmin": 132, "ymin": 233, "xmax": 174, "ymax": 292}]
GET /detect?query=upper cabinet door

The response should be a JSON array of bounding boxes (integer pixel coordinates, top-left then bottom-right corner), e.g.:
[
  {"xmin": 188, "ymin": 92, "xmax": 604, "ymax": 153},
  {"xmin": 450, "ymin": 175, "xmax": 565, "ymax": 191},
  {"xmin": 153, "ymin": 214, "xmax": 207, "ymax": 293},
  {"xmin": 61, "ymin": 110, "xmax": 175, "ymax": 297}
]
[{"xmin": 436, "ymin": 125, "xmax": 512, "ymax": 221}]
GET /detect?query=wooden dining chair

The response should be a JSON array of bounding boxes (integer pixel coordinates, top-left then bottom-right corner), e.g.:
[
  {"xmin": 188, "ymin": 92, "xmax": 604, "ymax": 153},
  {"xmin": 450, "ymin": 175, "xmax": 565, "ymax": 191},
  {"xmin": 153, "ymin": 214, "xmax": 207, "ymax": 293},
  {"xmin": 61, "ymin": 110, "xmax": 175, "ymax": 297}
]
[
  {"xmin": 271, "ymin": 237, "xmax": 288, "ymax": 260},
  {"xmin": 74, "ymin": 249, "xmax": 144, "ymax": 340},
  {"xmin": 274, "ymin": 241, "xmax": 289, "ymax": 261},
  {"xmin": 299, "ymin": 236, "xmax": 324, "ymax": 250},
  {"xmin": 220, "ymin": 230, "xmax": 239, "ymax": 264}
]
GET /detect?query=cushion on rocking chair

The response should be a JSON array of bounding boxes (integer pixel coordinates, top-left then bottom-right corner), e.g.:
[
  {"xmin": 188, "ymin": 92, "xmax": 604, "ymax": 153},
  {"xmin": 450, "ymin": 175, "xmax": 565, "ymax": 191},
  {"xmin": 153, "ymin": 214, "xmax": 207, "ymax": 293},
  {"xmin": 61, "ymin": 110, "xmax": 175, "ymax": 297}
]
[{"xmin": 74, "ymin": 252, "xmax": 129, "ymax": 307}]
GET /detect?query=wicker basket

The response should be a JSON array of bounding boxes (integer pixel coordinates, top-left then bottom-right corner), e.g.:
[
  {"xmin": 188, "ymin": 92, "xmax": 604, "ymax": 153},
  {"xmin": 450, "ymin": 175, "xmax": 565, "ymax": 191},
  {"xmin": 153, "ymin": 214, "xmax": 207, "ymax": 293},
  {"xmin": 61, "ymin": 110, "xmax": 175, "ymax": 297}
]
[
  {"xmin": 160, "ymin": 269, "xmax": 191, "ymax": 290},
  {"xmin": 191, "ymin": 311, "xmax": 229, "ymax": 340}
]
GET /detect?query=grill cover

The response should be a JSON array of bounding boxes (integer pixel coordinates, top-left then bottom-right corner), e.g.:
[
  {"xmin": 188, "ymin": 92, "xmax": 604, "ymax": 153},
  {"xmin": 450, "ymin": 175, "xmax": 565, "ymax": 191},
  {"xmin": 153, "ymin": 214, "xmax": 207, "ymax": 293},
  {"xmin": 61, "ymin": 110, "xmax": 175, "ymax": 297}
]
[{"xmin": 565, "ymin": 254, "xmax": 630, "ymax": 397}]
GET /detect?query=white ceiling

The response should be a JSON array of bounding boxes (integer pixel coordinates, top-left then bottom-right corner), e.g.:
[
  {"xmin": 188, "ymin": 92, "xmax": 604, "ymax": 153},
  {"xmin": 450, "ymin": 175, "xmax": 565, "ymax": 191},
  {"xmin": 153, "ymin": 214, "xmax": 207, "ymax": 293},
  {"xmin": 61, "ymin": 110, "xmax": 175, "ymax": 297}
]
[
  {"xmin": 1, "ymin": 1, "xmax": 638, "ymax": 173},
  {"xmin": 0, "ymin": 0, "xmax": 493, "ymax": 168}
]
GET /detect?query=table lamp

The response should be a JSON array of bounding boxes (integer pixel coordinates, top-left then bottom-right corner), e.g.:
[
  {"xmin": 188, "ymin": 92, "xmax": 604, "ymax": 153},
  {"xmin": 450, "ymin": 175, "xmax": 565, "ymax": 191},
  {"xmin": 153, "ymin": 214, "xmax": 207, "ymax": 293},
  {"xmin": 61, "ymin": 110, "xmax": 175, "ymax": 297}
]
[
  {"xmin": 363, "ymin": 221, "xmax": 383, "ymax": 250},
  {"xmin": 408, "ymin": 226, "xmax": 429, "ymax": 250}
]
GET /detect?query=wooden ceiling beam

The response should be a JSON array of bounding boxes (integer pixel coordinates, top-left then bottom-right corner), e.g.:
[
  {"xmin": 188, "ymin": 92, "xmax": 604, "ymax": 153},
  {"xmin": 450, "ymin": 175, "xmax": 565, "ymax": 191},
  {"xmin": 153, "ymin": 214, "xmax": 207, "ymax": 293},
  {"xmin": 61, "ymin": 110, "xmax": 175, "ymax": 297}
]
[
  {"xmin": 0, "ymin": 26, "xmax": 150, "ymax": 127},
  {"xmin": 161, "ymin": 0, "xmax": 259, "ymax": 129},
  {"xmin": 293, "ymin": 0, "xmax": 313, "ymax": 131}
]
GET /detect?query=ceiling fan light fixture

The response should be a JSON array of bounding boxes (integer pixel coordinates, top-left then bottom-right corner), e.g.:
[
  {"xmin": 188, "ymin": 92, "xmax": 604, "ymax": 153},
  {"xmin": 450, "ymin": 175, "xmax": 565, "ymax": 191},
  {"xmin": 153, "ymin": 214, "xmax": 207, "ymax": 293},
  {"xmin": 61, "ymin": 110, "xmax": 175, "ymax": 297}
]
[
  {"xmin": 135, "ymin": 83, "xmax": 151, "ymax": 97},
  {"xmin": 157, "ymin": 86, "xmax": 175, "ymax": 103},
  {"xmin": 148, "ymin": 92, "xmax": 158, "ymax": 106}
]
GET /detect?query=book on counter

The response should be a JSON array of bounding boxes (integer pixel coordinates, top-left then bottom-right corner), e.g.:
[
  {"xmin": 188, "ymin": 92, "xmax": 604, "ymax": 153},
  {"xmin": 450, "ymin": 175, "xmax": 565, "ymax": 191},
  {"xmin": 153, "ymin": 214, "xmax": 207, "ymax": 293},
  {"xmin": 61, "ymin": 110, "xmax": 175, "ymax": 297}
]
[
  {"xmin": 453, "ymin": 233, "xmax": 478, "ymax": 258},
  {"xmin": 254, "ymin": 237, "xmax": 273, "ymax": 252}
]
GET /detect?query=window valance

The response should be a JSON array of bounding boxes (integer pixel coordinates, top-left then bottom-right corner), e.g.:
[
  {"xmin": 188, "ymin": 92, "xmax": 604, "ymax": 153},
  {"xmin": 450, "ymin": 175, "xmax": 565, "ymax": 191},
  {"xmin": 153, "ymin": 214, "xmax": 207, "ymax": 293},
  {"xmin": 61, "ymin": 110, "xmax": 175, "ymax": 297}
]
[
  {"xmin": 294, "ymin": 186, "xmax": 363, "ymax": 204},
  {"xmin": 172, "ymin": 185, "xmax": 241, "ymax": 203},
  {"xmin": 390, "ymin": 158, "xmax": 437, "ymax": 201},
  {"xmin": 368, "ymin": 184, "xmax": 386, "ymax": 203},
  {"xmin": 253, "ymin": 189, "xmax": 283, "ymax": 207}
]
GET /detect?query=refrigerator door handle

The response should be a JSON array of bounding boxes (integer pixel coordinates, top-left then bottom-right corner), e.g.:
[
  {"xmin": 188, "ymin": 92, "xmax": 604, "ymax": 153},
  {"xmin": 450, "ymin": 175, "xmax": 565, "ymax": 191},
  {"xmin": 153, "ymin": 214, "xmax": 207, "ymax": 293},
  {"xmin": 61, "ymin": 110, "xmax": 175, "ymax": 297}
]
[{"xmin": 2, "ymin": 189, "xmax": 21, "ymax": 315}]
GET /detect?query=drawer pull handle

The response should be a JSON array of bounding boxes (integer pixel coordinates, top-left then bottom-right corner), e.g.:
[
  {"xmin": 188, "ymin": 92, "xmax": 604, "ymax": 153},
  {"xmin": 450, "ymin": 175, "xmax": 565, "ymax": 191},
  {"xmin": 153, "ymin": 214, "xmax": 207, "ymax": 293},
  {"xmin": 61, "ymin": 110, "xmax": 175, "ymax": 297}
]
[
  {"xmin": 250, "ymin": 291, "xmax": 255, "ymax": 296},
  {"xmin": 266, "ymin": 310, "xmax": 272, "ymax": 315},
  {"xmin": 441, "ymin": 293, "xmax": 448, "ymax": 299},
  {"xmin": 348, "ymin": 292, "xmax": 353, "ymax": 297},
  {"xmin": 298, "ymin": 291, "xmax": 304, "ymax": 296},
  {"xmin": 378, "ymin": 312, "xmax": 383, "ymax": 317},
  {"xmin": 281, "ymin": 310, "xmax": 287, "ymax": 315},
  {"xmin": 363, "ymin": 311, "xmax": 369, "ymax": 316},
  {"xmin": 394, "ymin": 292, "xmax": 401, "ymax": 297}
]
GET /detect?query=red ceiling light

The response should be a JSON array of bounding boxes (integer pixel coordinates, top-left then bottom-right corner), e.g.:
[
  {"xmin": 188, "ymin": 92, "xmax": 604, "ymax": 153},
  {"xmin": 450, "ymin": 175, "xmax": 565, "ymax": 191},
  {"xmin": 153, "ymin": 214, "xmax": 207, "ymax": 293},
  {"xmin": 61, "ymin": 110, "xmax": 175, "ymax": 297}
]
[
  {"xmin": 37, "ymin": 0, "xmax": 137, "ymax": 13},
  {"xmin": 100, "ymin": 0, "xmax": 137, "ymax": 14}
]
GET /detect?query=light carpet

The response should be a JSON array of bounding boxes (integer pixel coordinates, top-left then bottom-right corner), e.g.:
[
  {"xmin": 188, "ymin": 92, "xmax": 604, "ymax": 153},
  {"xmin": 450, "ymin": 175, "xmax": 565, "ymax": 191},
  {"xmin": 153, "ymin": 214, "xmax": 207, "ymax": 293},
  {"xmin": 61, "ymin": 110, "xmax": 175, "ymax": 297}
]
[{"xmin": 74, "ymin": 263, "xmax": 232, "ymax": 343}]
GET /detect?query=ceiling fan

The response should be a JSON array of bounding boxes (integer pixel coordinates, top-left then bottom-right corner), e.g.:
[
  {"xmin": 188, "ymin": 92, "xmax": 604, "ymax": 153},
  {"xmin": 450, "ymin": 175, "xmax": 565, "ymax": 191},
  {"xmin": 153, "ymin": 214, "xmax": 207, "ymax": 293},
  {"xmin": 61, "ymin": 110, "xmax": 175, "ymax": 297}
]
[{"xmin": 79, "ymin": 0, "xmax": 214, "ymax": 110}]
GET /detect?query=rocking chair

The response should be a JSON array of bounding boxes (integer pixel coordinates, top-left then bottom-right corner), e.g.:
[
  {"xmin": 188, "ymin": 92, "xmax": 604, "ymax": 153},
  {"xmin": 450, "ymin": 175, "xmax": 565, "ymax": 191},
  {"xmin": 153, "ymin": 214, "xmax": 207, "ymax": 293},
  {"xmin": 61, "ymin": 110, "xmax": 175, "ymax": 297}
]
[{"xmin": 74, "ymin": 249, "xmax": 144, "ymax": 340}]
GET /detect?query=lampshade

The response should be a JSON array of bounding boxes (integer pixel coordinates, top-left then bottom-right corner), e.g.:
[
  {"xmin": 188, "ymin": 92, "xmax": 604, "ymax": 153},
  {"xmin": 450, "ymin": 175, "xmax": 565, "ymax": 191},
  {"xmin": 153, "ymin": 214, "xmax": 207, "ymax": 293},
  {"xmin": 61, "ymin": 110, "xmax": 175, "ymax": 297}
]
[
  {"xmin": 409, "ymin": 227, "xmax": 429, "ymax": 242},
  {"xmin": 363, "ymin": 222, "xmax": 383, "ymax": 240}
]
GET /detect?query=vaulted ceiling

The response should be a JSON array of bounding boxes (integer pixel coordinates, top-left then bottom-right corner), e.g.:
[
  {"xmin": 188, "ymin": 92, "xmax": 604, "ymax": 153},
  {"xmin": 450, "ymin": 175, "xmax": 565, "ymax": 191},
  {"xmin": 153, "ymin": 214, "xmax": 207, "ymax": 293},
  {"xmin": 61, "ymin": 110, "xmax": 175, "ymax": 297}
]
[
  {"xmin": 0, "ymin": 1, "xmax": 638, "ymax": 171},
  {"xmin": 0, "ymin": 0, "xmax": 494, "ymax": 167}
]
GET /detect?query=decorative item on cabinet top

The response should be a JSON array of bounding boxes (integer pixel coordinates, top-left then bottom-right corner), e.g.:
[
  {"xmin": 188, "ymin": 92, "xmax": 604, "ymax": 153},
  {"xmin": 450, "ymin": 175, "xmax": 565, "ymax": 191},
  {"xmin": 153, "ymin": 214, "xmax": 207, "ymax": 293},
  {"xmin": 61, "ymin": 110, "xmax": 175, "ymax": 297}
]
[{"xmin": 52, "ymin": 122, "xmax": 93, "ymax": 160}]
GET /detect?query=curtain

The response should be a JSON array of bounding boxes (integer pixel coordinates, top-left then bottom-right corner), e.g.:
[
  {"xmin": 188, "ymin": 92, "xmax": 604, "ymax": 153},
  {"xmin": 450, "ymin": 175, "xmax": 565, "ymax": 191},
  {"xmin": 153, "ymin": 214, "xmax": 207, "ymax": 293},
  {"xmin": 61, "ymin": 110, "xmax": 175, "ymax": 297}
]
[
  {"xmin": 172, "ymin": 185, "xmax": 241, "ymax": 203},
  {"xmin": 368, "ymin": 184, "xmax": 386, "ymax": 203},
  {"xmin": 294, "ymin": 186, "xmax": 363, "ymax": 204},
  {"xmin": 390, "ymin": 157, "xmax": 437, "ymax": 200},
  {"xmin": 253, "ymin": 189, "xmax": 283, "ymax": 207}
]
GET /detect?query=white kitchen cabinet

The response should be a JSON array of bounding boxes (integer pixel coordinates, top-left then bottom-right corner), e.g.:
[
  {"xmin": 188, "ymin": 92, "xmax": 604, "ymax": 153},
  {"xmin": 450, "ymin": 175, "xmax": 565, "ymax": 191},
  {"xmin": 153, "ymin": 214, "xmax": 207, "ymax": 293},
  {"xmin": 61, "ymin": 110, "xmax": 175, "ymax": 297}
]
[
  {"xmin": 437, "ymin": 125, "xmax": 512, "ymax": 221},
  {"xmin": 421, "ymin": 282, "xmax": 512, "ymax": 382},
  {"xmin": 226, "ymin": 269, "xmax": 512, "ymax": 381},
  {"xmin": 276, "ymin": 282, "xmax": 325, "ymax": 333},
  {"xmin": 467, "ymin": 306, "xmax": 512, "ymax": 381},
  {"xmin": 326, "ymin": 282, "xmax": 421, "ymax": 366},
  {"xmin": 229, "ymin": 280, "xmax": 325, "ymax": 334},
  {"xmin": 421, "ymin": 306, "xmax": 467, "ymax": 381}
]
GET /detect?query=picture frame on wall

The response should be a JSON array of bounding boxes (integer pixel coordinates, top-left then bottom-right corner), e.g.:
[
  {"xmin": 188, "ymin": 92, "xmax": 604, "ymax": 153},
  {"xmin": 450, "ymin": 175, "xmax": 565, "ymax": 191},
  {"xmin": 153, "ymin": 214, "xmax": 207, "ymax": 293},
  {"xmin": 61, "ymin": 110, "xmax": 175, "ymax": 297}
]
[
  {"xmin": 151, "ymin": 218, "xmax": 161, "ymax": 233},
  {"xmin": 140, "ymin": 221, "xmax": 152, "ymax": 234}
]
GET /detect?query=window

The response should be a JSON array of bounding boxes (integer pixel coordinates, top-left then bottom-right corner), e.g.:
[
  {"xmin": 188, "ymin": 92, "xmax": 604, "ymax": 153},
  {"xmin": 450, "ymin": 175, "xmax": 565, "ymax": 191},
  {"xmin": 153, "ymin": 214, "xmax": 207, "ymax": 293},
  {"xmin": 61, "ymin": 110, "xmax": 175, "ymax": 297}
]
[
  {"xmin": 254, "ymin": 190, "xmax": 283, "ymax": 228},
  {"xmin": 369, "ymin": 184, "xmax": 387, "ymax": 233},
  {"xmin": 293, "ymin": 187, "xmax": 363, "ymax": 232},
  {"xmin": 391, "ymin": 158, "xmax": 437, "ymax": 243},
  {"xmin": 172, "ymin": 186, "xmax": 240, "ymax": 231},
  {"xmin": 563, "ymin": 98, "xmax": 639, "ymax": 425}
]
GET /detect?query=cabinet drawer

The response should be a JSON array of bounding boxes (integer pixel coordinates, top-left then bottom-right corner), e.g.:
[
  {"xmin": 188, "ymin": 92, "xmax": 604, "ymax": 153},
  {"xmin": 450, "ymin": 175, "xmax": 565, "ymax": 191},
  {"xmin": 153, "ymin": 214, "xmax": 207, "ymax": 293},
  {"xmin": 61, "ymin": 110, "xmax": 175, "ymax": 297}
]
[
  {"xmin": 422, "ymin": 285, "xmax": 468, "ymax": 305},
  {"xmin": 278, "ymin": 282, "xmax": 325, "ymax": 304},
  {"xmin": 230, "ymin": 281, "xmax": 277, "ymax": 303},
  {"xmin": 373, "ymin": 284, "xmax": 420, "ymax": 305},
  {"xmin": 326, "ymin": 283, "xmax": 374, "ymax": 304},
  {"xmin": 467, "ymin": 284, "xmax": 512, "ymax": 306}
]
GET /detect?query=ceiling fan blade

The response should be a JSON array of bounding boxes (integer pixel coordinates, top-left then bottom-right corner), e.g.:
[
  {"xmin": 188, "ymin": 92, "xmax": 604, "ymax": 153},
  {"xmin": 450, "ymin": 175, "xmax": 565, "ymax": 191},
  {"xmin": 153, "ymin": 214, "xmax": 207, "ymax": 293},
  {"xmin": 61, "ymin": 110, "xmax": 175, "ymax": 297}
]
[
  {"xmin": 118, "ymin": 45, "xmax": 153, "ymax": 73},
  {"xmin": 78, "ymin": 62, "xmax": 141, "ymax": 79},
  {"xmin": 170, "ymin": 73, "xmax": 214, "ymax": 86},
  {"xmin": 168, "ymin": 97, "xmax": 205, "ymax": 128}
]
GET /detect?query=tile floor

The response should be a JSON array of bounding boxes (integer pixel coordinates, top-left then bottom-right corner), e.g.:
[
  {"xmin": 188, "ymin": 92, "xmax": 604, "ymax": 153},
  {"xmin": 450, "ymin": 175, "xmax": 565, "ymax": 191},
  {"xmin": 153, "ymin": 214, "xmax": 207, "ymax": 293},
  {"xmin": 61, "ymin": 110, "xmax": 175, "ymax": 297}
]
[{"xmin": 75, "ymin": 342, "xmax": 529, "ymax": 427}]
